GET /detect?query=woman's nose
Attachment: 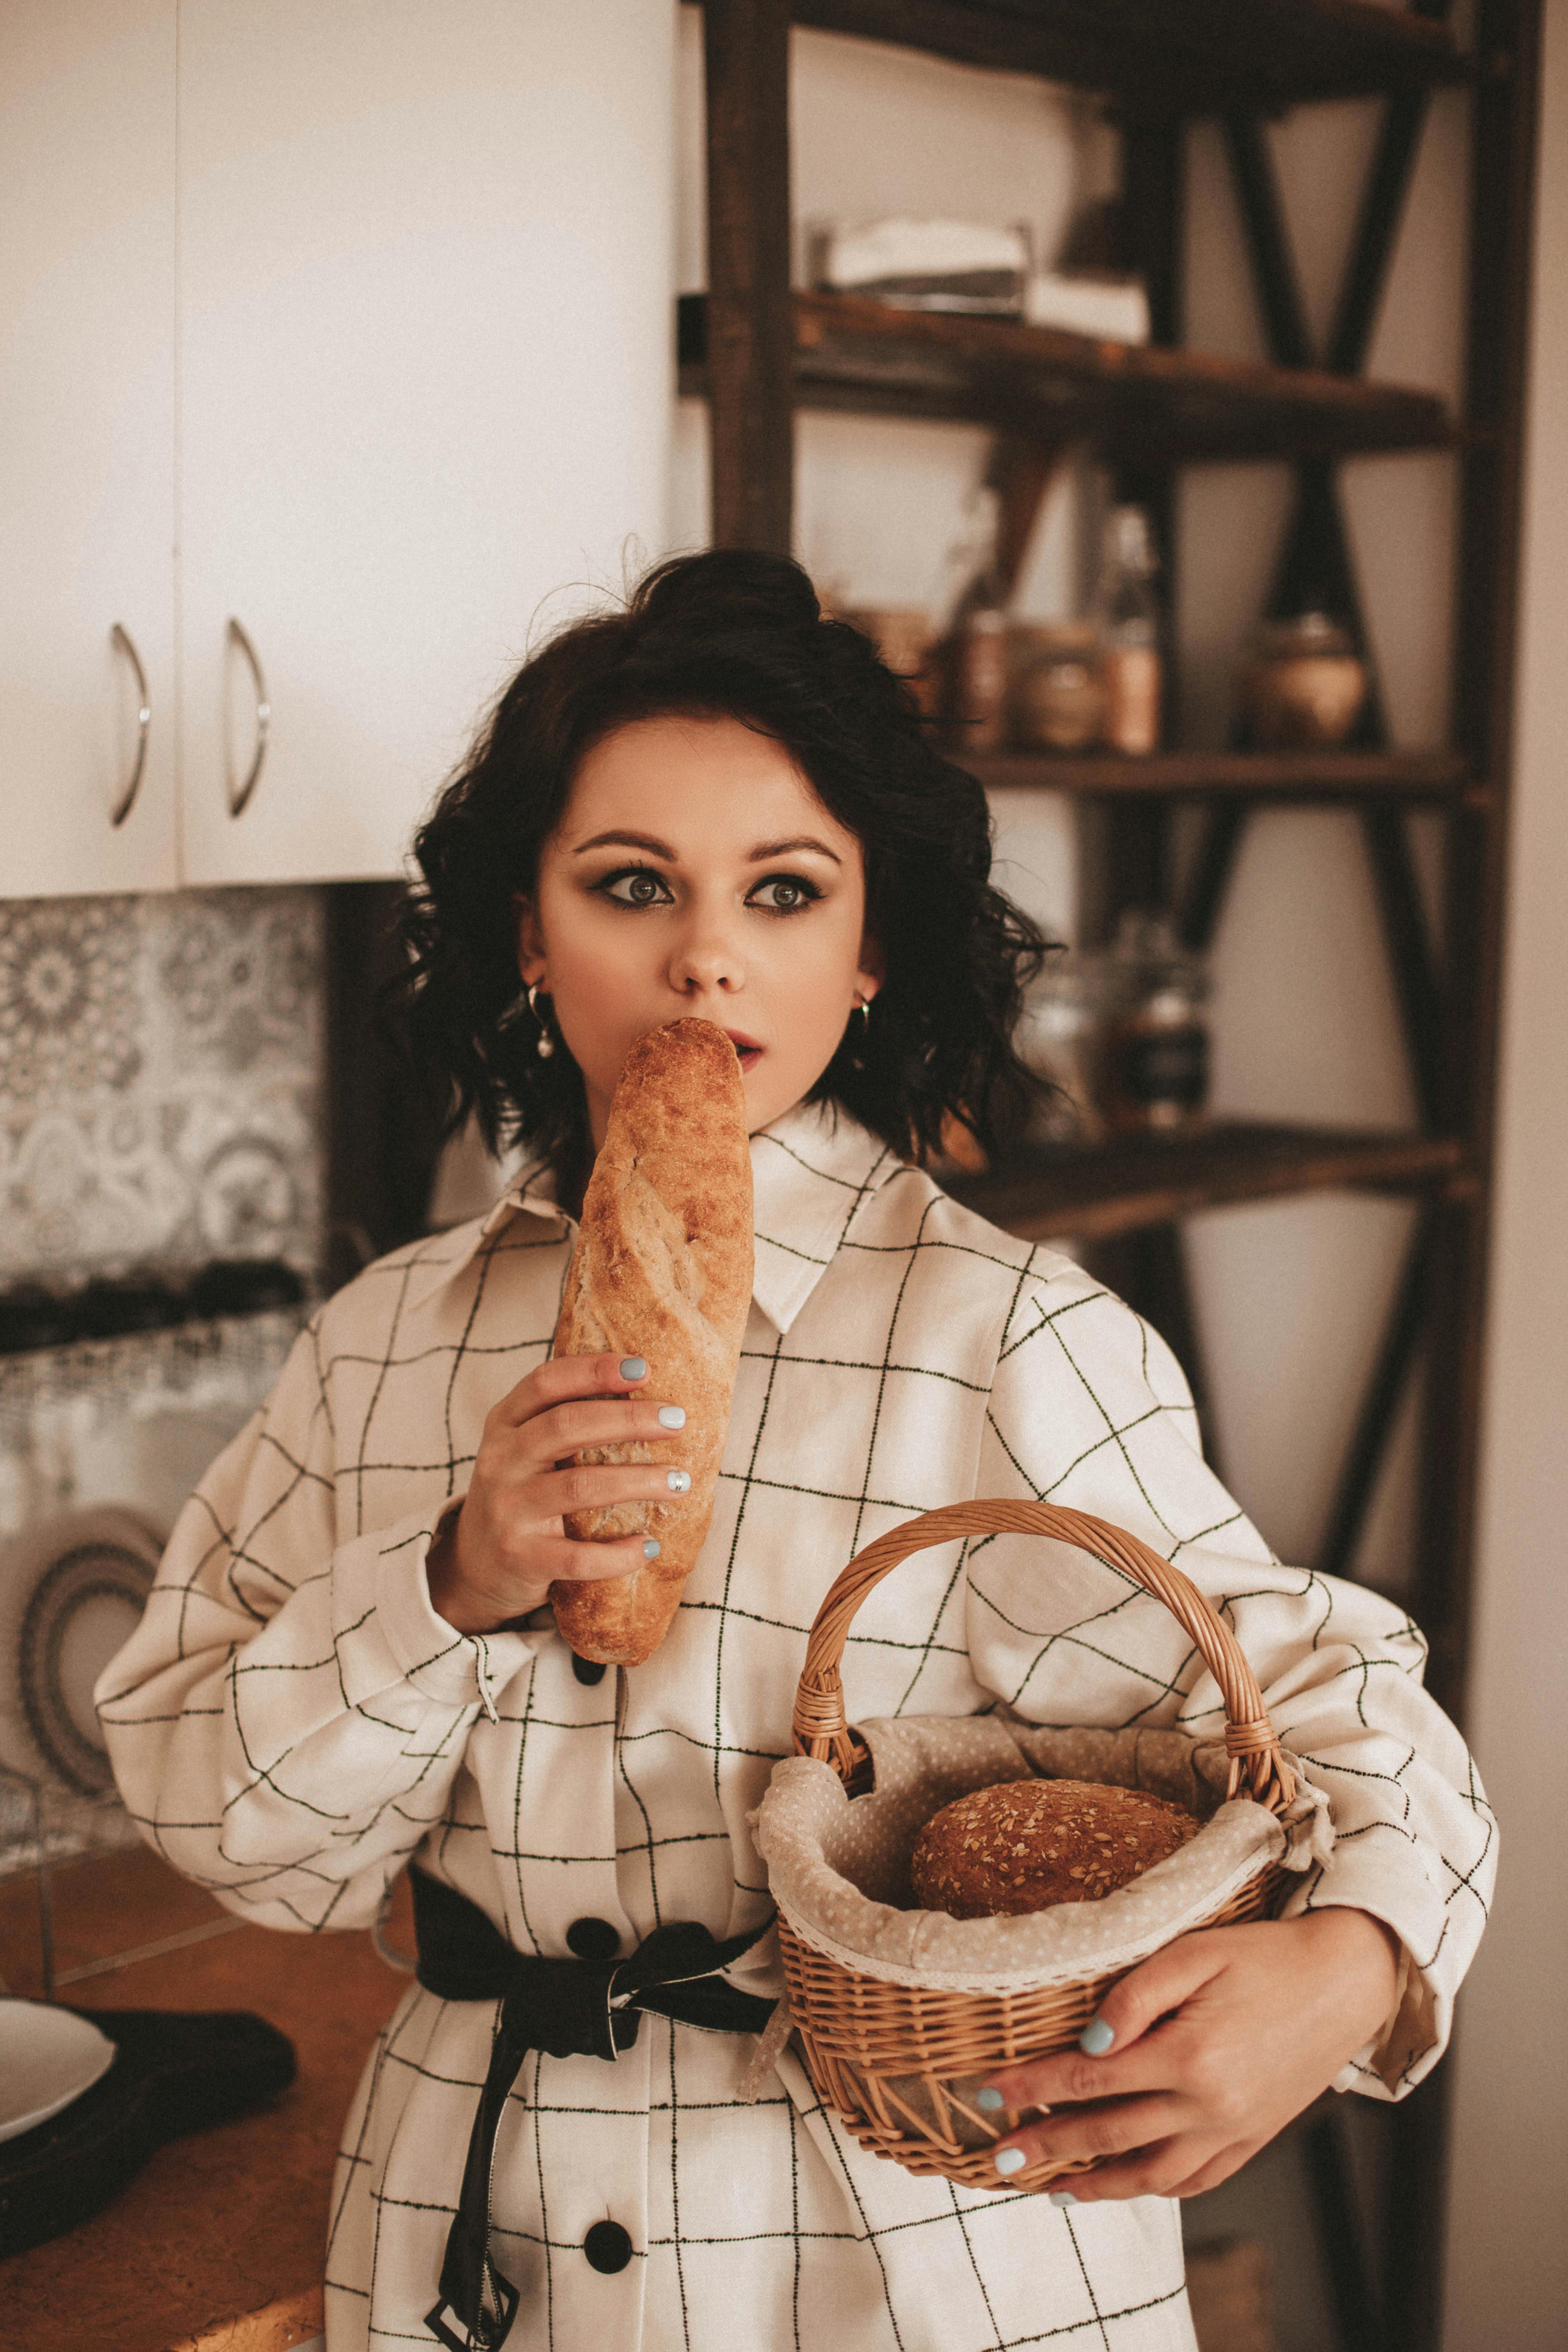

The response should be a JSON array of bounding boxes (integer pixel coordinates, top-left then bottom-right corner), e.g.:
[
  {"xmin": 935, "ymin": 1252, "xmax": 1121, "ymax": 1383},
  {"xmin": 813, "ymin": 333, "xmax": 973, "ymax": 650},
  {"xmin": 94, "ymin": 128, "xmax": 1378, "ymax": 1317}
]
[{"xmin": 669, "ymin": 913, "xmax": 745, "ymax": 997}]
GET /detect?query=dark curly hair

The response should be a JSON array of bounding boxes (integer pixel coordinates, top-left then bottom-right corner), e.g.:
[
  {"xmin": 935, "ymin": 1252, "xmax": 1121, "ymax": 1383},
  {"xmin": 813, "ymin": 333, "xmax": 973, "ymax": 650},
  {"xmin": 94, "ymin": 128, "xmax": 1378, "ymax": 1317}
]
[{"xmin": 395, "ymin": 549, "xmax": 1051, "ymax": 1206}]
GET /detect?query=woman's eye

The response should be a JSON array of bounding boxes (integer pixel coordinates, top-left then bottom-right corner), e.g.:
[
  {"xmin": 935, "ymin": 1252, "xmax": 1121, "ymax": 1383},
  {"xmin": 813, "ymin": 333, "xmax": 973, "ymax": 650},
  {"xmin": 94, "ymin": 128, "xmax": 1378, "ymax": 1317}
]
[
  {"xmin": 600, "ymin": 868, "xmax": 672, "ymax": 907},
  {"xmin": 749, "ymin": 875, "xmax": 819, "ymax": 913}
]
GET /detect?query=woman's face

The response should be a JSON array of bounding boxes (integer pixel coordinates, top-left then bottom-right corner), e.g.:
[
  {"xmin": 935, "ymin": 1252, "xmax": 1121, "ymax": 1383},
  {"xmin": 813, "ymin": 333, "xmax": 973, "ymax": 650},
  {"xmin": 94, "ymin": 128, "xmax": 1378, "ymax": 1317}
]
[{"xmin": 517, "ymin": 713, "xmax": 882, "ymax": 1148}]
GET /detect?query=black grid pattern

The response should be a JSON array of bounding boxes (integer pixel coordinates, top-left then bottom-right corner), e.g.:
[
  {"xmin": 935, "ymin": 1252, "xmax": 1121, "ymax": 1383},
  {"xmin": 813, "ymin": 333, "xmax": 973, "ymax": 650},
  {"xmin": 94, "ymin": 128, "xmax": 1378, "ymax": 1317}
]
[{"xmin": 98, "ymin": 1102, "xmax": 1494, "ymax": 2350}]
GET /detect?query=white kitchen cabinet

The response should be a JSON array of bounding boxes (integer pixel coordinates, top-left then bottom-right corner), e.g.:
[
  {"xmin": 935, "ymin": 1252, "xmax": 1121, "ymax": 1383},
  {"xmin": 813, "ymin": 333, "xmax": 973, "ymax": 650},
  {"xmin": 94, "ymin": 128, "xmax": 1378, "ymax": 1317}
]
[
  {"xmin": 2, "ymin": 1, "xmax": 674, "ymax": 897},
  {"xmin": 177, "ymin": 0, "xmax": 675, "ymax": 884},
  {"xmin": 0, "ymin": 0, "xmax": 180, "ymax": 898}
]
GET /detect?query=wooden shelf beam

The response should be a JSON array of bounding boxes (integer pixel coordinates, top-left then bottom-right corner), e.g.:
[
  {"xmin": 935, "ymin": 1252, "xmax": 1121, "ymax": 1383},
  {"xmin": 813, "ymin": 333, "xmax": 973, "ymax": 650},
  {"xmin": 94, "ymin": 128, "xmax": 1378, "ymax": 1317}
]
[
  {"xmin": 963, "ymin": 748, "xmax": 1473, "ymax": 801},
  {"xmin": 787, "ymin": 0, "xmax": 1468, "ymax": 113},
  {"xmin": 678, "ymin": 291, "xmax": 1457, "ymax": 461},
  {"xmin": 941, "ymin": 1122, "xmax": 1468, "ymax": 1243}
]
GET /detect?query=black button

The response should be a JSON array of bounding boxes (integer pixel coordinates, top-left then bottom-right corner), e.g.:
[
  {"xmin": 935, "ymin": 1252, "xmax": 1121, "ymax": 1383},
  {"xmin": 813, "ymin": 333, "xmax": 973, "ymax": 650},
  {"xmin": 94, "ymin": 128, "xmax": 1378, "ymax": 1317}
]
[
  {"xmin": 572, "ymin": 1652, "xmax": 608, "ymax": 1686},
  {"xmin": 566, "ymin": 1916, "xmax": 620, "ymax": 1962},
  {"xmin": 583, "ymin": 2219, "xmax": 634, "ymax": 2274}
]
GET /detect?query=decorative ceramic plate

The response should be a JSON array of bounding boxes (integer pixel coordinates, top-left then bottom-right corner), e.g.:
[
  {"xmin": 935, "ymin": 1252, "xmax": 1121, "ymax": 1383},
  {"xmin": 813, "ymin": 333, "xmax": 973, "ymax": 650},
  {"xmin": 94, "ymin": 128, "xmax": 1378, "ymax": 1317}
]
[
  {"xmin": 0, "ymin": 2000, "xmax": 116, "ymax": 2142},
  {"xmin": 3, "ymin": 1505, "xmax": 163, "ymax": 1794}
]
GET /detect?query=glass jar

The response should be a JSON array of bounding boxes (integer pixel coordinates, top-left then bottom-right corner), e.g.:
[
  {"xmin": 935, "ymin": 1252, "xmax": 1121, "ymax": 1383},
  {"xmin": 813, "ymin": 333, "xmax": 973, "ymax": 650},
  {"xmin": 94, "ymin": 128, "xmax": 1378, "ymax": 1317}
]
[
  {"xmin": 1011, "ymin": 623, "xmax": 1105, "ymax": 753},
  {"xmin": 1016, "ymin": 955, "xmax": 1108, "ymax": 1142},
  {"xmin": 952, "ymin": 604, "xmax": 1009, "ymax": 749},
  {"xmin": 1096, "ymin": 912, "xmax": 1211, "ymax": 1134},
  {"xmin": 1242, "ymin": 612, "xmax": 1367, "ymax": 748}
]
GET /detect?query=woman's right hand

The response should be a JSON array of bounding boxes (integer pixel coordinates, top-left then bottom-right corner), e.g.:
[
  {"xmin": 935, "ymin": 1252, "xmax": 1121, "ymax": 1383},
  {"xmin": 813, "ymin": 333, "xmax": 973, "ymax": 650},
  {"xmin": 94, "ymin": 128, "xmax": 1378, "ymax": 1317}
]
[{"xmin": 425, "ymin": 1354, "xmax": 686, "ymax": 1635}]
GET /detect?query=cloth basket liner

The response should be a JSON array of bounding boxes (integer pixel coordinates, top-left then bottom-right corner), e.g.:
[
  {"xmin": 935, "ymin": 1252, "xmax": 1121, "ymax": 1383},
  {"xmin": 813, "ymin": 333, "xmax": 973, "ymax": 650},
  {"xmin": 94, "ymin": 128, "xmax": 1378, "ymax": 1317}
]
[{"xmin": 751, "ymin": 1709, "xmax": 1333, "ymax": 1998}]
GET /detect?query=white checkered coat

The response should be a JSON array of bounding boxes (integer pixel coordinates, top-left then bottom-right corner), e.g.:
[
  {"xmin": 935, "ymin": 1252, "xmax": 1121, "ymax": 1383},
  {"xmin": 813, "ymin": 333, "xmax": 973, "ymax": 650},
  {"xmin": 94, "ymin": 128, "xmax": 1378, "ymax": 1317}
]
[{"xmin": 99, "ymin": 1103, "xmax": 1494, "ymax": 2352}]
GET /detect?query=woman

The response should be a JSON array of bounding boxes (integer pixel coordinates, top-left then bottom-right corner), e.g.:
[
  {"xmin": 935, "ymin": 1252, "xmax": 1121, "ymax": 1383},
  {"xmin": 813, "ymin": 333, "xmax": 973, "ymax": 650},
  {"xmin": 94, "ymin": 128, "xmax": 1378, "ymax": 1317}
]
[{"xmin": 100, "ymin": 550, "xmax": 1493, "ymax": 2350}]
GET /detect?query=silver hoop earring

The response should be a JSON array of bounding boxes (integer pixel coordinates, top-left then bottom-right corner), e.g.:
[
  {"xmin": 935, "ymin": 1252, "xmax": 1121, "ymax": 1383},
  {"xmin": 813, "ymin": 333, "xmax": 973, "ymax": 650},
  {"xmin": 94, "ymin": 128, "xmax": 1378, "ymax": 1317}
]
[{"xmin": 527, "ymin": 983, "xmax": 555, "ymax": 1060}]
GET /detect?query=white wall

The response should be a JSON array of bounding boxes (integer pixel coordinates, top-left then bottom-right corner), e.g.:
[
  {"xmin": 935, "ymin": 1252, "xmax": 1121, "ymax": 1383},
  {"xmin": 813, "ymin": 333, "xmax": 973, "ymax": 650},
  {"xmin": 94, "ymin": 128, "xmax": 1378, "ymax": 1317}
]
[{"xmin": 1442, "ymin": 5, "xmax": 1568, "ymax": 2341}]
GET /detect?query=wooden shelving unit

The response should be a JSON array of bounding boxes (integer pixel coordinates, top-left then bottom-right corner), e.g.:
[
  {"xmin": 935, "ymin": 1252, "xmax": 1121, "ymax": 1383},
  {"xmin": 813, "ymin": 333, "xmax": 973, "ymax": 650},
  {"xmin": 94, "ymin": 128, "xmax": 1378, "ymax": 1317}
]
[{"xmin": 692, "ymin": 6, "xmax": 1542, "ymax": 2351}]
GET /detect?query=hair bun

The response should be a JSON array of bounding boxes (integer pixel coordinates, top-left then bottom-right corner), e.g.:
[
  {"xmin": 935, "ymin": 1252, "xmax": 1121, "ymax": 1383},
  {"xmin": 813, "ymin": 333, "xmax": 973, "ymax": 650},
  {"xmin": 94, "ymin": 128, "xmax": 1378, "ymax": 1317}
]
[{"xmin": 634, "ymin": 548, "xmax": 822, "ymax": 635}]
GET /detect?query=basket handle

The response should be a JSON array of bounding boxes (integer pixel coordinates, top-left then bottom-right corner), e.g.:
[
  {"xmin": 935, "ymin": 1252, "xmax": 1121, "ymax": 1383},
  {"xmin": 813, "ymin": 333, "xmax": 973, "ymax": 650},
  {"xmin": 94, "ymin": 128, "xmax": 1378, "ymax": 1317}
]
[{"xmin": 792, "ymin": 1499, "xmax": 1296, "ymax": 1814}]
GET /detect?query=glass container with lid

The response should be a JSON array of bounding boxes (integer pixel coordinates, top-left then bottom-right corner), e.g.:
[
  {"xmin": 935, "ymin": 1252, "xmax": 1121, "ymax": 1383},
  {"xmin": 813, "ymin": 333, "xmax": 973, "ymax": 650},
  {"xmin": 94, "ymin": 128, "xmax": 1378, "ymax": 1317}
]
[
  {"xmin": 1011, "ymin": 623, "xmax": 1105, "ymax": 753},
  {"xmin": 1097, "ymin": 911, "xmax": 1211, "ymax": 1133},
  {"xmin": 1242, "ymin": 612, "xmax": 1368, "ymax": 748}
]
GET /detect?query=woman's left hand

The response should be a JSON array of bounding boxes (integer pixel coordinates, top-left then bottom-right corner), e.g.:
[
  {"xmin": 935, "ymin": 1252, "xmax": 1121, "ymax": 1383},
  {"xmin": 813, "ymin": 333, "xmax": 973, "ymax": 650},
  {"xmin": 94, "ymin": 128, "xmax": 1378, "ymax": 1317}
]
[{"xmin": 980, "ymin": 1907, "xmax": 1402, "ymax": 2202}]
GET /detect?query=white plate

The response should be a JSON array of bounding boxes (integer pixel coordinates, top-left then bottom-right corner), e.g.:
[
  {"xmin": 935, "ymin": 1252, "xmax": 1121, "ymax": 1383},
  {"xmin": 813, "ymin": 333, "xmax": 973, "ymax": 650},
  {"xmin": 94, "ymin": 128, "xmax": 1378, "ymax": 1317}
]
[{"xmin": 0, "ymin": 2000, "xmax": 116, "ymax": 2142}]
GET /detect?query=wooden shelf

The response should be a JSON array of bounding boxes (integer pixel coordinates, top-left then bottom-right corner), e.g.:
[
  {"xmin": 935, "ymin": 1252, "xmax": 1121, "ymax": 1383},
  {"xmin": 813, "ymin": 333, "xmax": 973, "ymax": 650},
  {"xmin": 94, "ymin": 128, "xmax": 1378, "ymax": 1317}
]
[
  {"xmin": 963, "ymin": 749, "xmax": 1475, "ymax": 802},
  {"xmin": 678, "ymin": 292, "xmax": 1457, "ymax": 462},
  {"xmin": 941, "ymin": 1121, "xmax": 1469, "ymax": 1243},
  {"xmin": 790, "ymin": 0, "xmax": 1469, "ymax": 113}
]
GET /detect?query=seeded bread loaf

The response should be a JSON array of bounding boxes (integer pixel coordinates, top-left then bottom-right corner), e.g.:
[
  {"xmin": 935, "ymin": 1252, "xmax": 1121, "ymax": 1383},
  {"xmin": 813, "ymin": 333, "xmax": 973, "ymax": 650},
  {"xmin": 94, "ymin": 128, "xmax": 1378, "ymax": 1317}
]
[
  {"xmin": 910, "ymin": 1778, "xmax": 1200, "ymax": 1918},
  {"xmin": 548, "ymin": 1018, "xmax": 753, "ymax": 1668}
]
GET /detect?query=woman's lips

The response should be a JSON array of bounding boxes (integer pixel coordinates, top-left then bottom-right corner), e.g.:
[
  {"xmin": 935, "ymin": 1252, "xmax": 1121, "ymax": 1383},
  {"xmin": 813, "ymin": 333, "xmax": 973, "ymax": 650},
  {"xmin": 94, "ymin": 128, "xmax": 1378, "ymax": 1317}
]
[{"xmin": 724, "ymin": 1029, "xmax": 763, "ymax": 1072}]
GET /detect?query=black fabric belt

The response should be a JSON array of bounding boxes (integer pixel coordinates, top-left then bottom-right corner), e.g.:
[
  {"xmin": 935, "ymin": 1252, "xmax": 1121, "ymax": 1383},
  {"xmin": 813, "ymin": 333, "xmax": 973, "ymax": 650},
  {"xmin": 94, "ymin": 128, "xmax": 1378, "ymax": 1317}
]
[{"xmin": 410, "ymin": 1865, "xmax": 777, "ymax": 2352}]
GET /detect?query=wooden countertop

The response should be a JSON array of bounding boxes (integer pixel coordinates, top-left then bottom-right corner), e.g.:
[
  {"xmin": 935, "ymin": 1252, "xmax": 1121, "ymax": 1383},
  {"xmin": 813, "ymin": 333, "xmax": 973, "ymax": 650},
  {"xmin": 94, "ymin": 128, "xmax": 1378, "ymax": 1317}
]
[{"xmin": 0, "ymin": 1844, "xmax": 413, "ymax": 2352}]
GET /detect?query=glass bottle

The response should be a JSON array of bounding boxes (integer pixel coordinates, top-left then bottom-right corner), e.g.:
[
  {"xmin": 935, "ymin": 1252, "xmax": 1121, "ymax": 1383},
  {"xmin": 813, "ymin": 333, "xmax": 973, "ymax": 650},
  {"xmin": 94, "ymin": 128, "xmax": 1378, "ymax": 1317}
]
[{"xmin": 1092, "ymin": 505, "xmax": 1162, "ymax": 755}]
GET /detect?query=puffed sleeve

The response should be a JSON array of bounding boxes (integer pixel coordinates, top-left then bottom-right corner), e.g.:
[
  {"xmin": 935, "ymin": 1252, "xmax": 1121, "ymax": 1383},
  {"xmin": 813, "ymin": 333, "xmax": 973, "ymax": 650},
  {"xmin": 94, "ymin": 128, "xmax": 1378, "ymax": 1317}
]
[
  {"xmin": 95, "ymin": 1312, "xmax": 538, "ymax": 1933},
  {"xmin": 964, "ymin": 1249, "xmax": 1496, "ymax": 2099}
]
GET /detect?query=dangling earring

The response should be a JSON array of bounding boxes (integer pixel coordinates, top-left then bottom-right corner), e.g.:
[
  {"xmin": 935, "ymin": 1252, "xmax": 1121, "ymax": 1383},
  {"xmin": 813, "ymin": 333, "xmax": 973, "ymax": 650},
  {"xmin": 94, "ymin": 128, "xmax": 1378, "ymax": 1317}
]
[
  {"xmin": 855, "ymin": 995, "xmax": 871, "ymax": 1029},
  {"xmin": 851, "ymin": 993, "xmax": 871, "ymax": 1069},
  {"xmin": 527, "ymin": 983, "xmax": 555, "ymax": 1059}
]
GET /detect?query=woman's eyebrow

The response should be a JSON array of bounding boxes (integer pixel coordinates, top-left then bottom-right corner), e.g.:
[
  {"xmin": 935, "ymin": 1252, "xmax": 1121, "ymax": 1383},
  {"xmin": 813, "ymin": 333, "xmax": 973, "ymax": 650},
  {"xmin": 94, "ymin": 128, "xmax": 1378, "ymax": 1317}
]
[
  {"xmin": 571, "ymin": 829, "xmax": 677, "ymax": 858},
  {"xmin": 747, "ymin": 836, "xmax": 842, "ymax": 865}
]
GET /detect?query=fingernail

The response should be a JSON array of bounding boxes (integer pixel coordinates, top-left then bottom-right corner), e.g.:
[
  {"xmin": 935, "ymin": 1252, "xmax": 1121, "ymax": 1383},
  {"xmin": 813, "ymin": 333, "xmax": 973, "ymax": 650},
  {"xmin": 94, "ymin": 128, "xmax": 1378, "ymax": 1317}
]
[
  {"xmin": 619, "ymin": 1357, "xmax": 647, "ymax": 1381},
  {"xmin": 666, "ymin": 1470, "xmax": 691, "ymax": 1493},
  {"xmin": 1079, "ymin": 2017, "xmax": 1115, "ymax": 2056},
  {"xmin": 975, "ymin": 2087, "xmax": 1004, "ymax": 2113},
  {"xmin": 657, "ymin": 1406, "xmax": 686, "ymax": 1429},
  {"xmin": 993, "ymin": 2147, "xmax": 1027, "ymax": 2178},
  {"xmin": 643, "ymin": 1539, "xmax": 661, "ymax": 1560},
  {"xmin": 1049, "ymin": 2190, "xmax": 1078, "ymax": 2208}
]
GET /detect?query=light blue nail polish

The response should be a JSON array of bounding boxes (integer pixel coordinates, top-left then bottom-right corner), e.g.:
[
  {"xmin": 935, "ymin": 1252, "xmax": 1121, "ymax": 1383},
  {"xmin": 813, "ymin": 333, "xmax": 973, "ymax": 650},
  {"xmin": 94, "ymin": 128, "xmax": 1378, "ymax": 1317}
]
[
  {"xmin": 993, "ymin": 2147, "xmax": 1027, "ymax": 2178},
  {"xmin": 975, "ymin": 2087, "xmax": 1004, "ymax": 2113},
  {"xmin": 619, "ymin": 1357, "xmax": 647, "ymax": 1381},
  {"xmin": 667, "ymin": 1470, "xmax": 691, "ymax": 1493},
  {"xmin": 1079, "ymin": 2017, "xmax": 1115, "ymax": 2056},
  {"xmin": 1049, "ymin": 2190, "xmax": 1078, "ymax": 2209},
  {"xmin": 643, "ymin": 1539, "xmax": 661, "ymax": 1560},
  {"xmin": 657, "ymin": 1406, "xmax": 686, "ymax": 1429}
]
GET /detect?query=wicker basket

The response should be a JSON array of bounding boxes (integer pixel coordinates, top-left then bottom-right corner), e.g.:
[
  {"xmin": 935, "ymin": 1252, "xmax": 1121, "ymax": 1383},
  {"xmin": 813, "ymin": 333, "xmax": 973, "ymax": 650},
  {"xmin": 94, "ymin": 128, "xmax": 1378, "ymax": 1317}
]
[{"xmin": 770, "ymin": 1498, "xmax": 1299, "ymax": 2195}]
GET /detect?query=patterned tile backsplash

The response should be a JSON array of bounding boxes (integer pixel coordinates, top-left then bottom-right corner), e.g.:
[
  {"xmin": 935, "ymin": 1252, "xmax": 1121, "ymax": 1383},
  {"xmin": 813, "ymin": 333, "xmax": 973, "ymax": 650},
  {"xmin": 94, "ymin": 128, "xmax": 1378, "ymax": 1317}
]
[{"xmin": 0, "ymin": 888, "xmax": 326, "ymax": 1285}]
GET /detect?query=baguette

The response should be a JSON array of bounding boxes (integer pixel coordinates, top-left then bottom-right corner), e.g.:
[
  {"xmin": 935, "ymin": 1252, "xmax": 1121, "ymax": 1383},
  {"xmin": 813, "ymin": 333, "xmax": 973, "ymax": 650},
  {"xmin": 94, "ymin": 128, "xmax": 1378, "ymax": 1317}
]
[{"xmin": 548, "ymin": 1018, "xmax": 754, "ymax": 1665}]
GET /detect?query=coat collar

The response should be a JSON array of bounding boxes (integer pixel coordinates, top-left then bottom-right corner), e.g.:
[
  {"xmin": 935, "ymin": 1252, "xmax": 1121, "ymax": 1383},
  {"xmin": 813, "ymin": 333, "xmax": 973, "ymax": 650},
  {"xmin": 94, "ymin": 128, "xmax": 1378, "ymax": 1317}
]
[{"xmin": 402, "ymin": 1100, "xmax": 904, "ymax": 1334}]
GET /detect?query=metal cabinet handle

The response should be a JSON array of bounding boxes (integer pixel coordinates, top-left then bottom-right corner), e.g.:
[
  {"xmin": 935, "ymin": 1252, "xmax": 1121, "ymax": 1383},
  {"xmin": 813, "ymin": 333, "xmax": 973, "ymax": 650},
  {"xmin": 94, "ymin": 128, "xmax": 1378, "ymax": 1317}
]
[
  {"xmin": 226, "ymin": 617, "xmax": 271, "ymax": 818},
  {"xmin": 109, "ymin": 623, "xmax": 151, "ymax": 827}
]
